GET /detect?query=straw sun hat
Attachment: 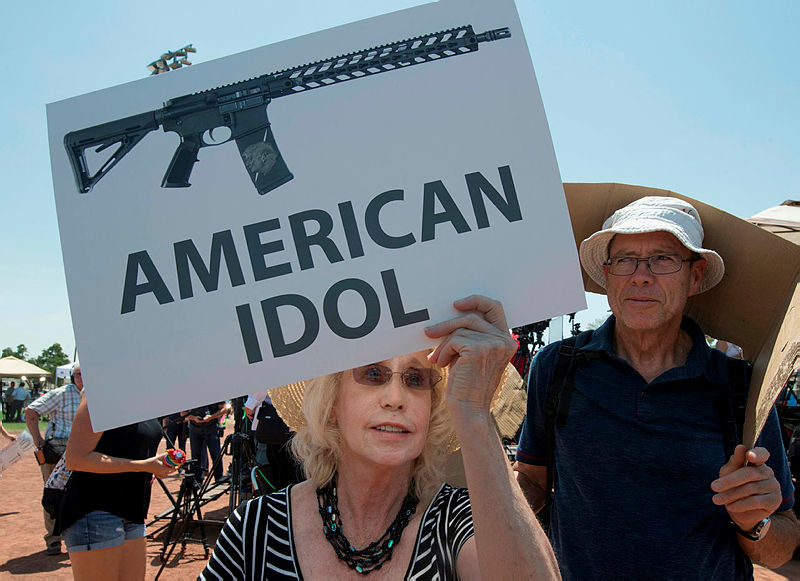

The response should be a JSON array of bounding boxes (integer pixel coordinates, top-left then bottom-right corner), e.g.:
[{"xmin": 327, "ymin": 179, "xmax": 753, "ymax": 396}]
[
  {"xmin": 268, "ymin": 362, "xmax": 526, "ymax": 451},
  {"xmin": 578, "ymin": 196, "xmax": 725, "ymax": 293}
]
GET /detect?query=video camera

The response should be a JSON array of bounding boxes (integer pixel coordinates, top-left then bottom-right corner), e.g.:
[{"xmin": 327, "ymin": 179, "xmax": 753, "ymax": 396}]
[{"xmin": 179, "ymin": 458, "xmax": 203, "ymax": 481}]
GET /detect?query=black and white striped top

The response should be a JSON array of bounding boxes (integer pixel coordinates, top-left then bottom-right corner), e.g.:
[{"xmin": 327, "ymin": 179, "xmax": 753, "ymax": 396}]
[{"xmin": 199, "ymin": 483, "xmax": 474, "ymax": 580}]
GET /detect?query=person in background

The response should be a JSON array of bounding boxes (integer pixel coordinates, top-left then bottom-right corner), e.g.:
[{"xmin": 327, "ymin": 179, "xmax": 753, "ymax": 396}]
[
  {"xmin": 26, "ymin": 363, "xmax": 83, "ymax": 555},
  {"xmin": 244, "ymin": 391, "xmax": 270, "ymax": 466},
  {"xmin": 4, "ymin": 382, "xmax": 16, "ymax": 421},
  {"xmin": 10, "ymin": 381, "xmax": 31, "ymax": 422},
  {"xmin": 160, "ymin": 412, "xmax": 187, "ymax": 453},
  {"xmin": 712, "ymin": 337, "xmax": 744, "ymax": 359},
  {"xmin": 182, "ymin": 402, "xmax": 226, "ymax": 483},
  {"xmin": 245, "ymin": 390, "xmax": 298, "ymax": 490}
]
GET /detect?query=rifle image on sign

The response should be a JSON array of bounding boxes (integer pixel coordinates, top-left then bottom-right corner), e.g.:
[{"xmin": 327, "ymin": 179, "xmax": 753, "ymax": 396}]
[{"xmin": 64, "ymin": 25, "xmax": 510, "ymax": 196}]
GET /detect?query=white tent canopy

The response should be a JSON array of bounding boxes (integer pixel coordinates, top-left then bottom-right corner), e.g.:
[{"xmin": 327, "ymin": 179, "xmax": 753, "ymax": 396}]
[
  {"xmin": 748, "ymin": 200, "xmax": 800, "ymax": 244},
  {"xmin": 55, "ymin": 363, "xmax": 75, "ymax": 380},
  {"xmin": 0, "ymin": 356, "xmax": 50, "ymax": 378}
]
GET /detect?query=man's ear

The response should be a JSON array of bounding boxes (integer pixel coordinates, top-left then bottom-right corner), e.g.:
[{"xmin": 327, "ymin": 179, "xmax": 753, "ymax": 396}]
[
  {"xmin": 602, "ymin": 263, "xmax": 610, "ymax": 286},
  {"xmin": 688, "ymin": 257, "xmax": 707, "ymax": 296}
]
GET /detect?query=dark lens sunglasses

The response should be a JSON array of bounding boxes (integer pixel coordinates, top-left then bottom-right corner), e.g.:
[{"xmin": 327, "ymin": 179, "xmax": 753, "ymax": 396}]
[{"xmin": 352, "ymin": 364, "xmax": 441, "ymax": 390}]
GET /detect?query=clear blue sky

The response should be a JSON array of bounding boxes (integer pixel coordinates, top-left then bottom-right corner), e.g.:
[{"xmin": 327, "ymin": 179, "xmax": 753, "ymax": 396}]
[{"xmin": 1, "ymin": 0, "xmax": 798, "ymax": 360}]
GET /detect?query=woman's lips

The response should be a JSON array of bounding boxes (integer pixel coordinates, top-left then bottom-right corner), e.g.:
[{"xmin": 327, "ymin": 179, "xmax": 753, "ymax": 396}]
[{"xmin": 371, "ymin": 423, "xmax": 410, "ymax": 433}]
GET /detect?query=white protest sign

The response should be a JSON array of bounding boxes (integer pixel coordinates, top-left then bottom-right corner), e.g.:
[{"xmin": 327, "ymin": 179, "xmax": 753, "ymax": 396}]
[
  {"xmin": 0, "ymin": 430, "xmax": 36, "ymax": 473},
  {"xmin": 47, "ymin": 0, "xmax": 585, "ymax": 431}
]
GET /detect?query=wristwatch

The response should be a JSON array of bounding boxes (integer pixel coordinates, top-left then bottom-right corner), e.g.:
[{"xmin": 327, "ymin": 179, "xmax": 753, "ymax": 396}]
[{"xmin": 734, "ymin": 517, "xmax": 771, "ymax": 541}]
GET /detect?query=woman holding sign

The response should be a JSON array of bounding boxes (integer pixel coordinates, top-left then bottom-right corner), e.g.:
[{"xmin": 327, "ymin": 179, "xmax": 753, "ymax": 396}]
[{"xmin": 201, "ymin": 295, "xmax": 558, "ymax": 580}]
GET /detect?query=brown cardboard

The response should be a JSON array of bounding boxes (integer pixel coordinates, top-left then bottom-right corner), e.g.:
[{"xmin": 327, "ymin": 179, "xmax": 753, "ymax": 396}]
[
  {"xmin": 749, "ymin": 283, "xmax": 800, "ymax": 446},
  {"xmin": 562, "ymin": 183, "xmax": 800, "ymax": 447}
]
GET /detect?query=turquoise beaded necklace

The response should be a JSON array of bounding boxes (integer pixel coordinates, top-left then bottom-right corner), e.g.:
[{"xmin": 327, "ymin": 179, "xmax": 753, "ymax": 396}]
[{"xmin": 316, "ymin": 475, "xmax": 418, "ymax": 575}]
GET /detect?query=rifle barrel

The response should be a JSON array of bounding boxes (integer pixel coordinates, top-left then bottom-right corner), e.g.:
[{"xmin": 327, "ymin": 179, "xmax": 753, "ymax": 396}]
[{"xmin": 189, "ymin": 25, "xmax": 511, "ymax": 113}]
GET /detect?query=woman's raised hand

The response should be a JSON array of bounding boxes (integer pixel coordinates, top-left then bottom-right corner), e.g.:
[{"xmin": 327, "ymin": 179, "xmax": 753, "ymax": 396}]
[{"xmin": 424, "ymin": 295, "xmax": 516, "ymax": 413}]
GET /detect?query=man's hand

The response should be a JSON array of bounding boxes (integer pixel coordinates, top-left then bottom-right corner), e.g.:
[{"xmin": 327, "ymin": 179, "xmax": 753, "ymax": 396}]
[
  {"xmin": 711, "ymin": 444, "xmax": 782, "ymax": 532},
  {"xmin": 24, "ymin": 408, "xmax": 44, "ymax": 448}
]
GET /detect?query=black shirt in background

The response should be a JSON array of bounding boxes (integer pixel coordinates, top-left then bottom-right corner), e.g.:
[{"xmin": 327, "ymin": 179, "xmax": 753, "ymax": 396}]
[{"xmin": 58, "ymin": 419, "xmax": 162, "ymax": 532}]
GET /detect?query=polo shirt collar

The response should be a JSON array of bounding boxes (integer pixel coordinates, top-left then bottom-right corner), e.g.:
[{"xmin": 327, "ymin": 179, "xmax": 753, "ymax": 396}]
[{"xmin": 580, "ymin": 314, "xmax": 716, "ymax": 382}]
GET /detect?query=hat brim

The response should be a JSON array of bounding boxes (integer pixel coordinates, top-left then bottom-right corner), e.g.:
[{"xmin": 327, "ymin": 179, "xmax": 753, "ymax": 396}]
[{"xmin": 268, "ymin": 362, "xmax": 526, "ymax": 452}]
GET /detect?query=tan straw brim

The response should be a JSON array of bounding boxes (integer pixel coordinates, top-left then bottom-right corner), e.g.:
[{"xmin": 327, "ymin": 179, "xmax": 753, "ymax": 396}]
[{"xmin": 268, "ymin": 363, "xmax": 526, "ymax": 452}]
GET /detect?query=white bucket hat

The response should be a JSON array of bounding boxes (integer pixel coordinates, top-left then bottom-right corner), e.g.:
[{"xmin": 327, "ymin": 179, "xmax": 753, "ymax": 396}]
[{"xmin": 578, "ymin": 196, "xmax": 725, "ymax": 293}]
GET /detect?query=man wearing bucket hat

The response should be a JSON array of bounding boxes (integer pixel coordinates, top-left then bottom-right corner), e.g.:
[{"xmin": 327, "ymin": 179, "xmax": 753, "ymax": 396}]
[{"xmin": 514, "ymin": 197, "xmax": 798, "ymax": 579}]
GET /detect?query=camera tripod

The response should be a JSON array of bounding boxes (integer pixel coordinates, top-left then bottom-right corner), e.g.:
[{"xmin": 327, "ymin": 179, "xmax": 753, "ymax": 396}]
[
  {"xmin": 205, "ymin": 396, "xmax": 262, "ymax": 512},
  {"xmin": 153, "ymin": 397, "xmax": 268, "ymax": 576},
  {"xmin": 155, "ymin": 460, "xmax": 211, "ymax": 580},
  {"xmin": 205, "ymin": 422, "xmax": 259, "ymax": 513}
]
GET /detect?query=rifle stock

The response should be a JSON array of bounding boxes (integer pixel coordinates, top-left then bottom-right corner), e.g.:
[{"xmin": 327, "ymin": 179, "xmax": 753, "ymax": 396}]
[{"xmin": 64, "ymin": 111, "xmax": 159, "ymax": 193}]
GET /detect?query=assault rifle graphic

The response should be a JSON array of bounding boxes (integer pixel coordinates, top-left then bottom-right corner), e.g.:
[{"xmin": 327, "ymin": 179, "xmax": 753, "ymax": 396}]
[{"xmin": 64, "ymin": 25, "xmax": 510, "ymax": 196}]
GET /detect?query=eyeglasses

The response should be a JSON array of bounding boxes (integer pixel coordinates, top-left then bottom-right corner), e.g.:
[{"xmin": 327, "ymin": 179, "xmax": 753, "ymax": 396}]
[
  {"xmin": 352, "ymin": 364, "xmax": 441, "ymax": 390},
  {"xmin": 604, "ymin": 254, "xmax": 697, "ymax": 276}
]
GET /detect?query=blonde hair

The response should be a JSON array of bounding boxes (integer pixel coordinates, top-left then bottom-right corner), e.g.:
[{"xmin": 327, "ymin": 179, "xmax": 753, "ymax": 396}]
[{"xmin": 290, "ymin": 364, "xmax": 452, "ymax": 499}]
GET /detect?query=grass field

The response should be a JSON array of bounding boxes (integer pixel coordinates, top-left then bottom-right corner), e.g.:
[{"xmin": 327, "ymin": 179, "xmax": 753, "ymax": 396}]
[{"xmin": 3, "ymin": 420, "xmax": 49, "ymax": 435}]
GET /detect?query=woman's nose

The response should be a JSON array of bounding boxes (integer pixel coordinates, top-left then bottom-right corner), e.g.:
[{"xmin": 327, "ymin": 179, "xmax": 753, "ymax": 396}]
[{"xmin": 380, "ymin": 375, "xmax": 406, "ymax": 409}]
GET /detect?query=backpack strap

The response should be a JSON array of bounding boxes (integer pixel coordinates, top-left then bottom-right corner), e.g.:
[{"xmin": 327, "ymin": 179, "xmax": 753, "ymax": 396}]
[
  {"xmin": 710, "ymin": 353, "xmax": 752, "ymax": 575},
  {"xmin": 728, "ymin": 358, "xmax": 750, "ymax": 439},
  {"xmin": 541, "ymin": 330, "xmax": 600, "ymax": 532},
  {"xmin": 714, "ymin": 353, "xmax": 751, "ymax": 459}
]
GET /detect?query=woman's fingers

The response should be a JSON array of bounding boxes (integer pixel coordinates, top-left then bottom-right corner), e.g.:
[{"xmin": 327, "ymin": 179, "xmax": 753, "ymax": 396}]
[
  {"xmin": 426, "ymin": 296, "xmax": 509, "ymax": 339},
  {"xmin": 426, "ymin": 296, "xmax": 515, "ymax": 368},
  {"xmin": 452, "ymin": 295, "xmax": 510, "ymax": 331},
  {"xmin": 423, "ymin": 296, "xmax": 516, "ymax": 413}
]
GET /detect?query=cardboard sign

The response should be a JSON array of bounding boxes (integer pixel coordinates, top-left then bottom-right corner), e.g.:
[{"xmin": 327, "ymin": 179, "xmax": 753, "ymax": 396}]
[
  {"xmin": 47, "ymin": 0, "xmax": 585, "ymax": 431},
  {"xmin": 563, "ymin": 183, "xmax": 800, "ymax": 446}
]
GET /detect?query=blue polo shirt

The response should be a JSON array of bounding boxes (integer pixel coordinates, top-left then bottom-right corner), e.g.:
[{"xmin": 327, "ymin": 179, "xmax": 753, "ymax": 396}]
[{"xmin": 516, "ymin": 316, "xmax": 794, "ymax": 580}]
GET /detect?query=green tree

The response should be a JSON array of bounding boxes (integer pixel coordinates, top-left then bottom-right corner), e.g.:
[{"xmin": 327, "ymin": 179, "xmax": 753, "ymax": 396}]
[
  {"xmin": 31, "ymin": 343, "xmax": 71, "ymax": 376},
  {"xmin": 1, "ymin": 344, "xmax": 28, "ymax": 359}
]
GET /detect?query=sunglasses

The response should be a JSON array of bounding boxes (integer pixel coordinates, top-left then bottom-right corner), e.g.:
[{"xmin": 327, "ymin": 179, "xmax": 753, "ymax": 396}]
[{"xmin": 352, "ymin": 364, "xmax": 442, "ymax": 390}]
